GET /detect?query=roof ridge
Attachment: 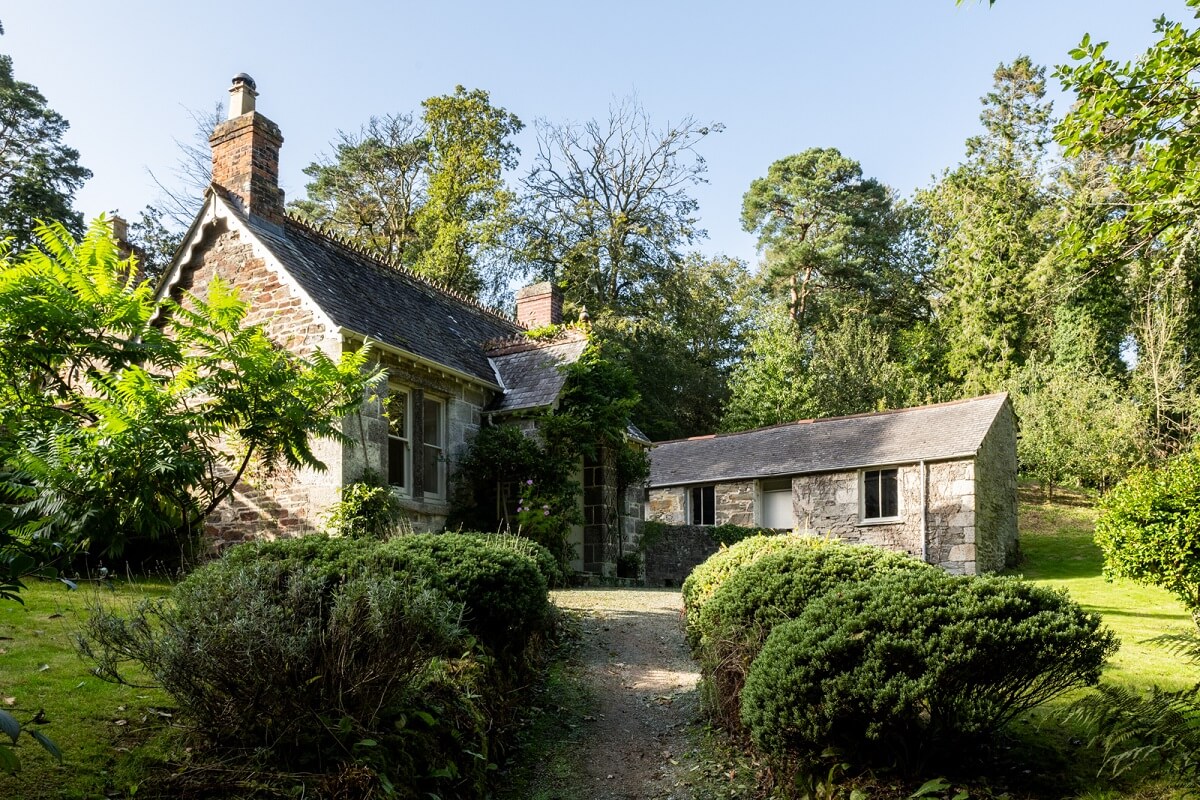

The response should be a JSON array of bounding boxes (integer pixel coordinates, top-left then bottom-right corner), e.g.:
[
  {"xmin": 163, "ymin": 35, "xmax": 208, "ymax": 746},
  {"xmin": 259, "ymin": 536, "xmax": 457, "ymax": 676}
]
[
  {"xmin": 283, "ymin": 211, "xmax": 522, "ymax": 328},
  {"xmin": 653, "ymin": 393, "xmax": 1009, "ymax": 446}
]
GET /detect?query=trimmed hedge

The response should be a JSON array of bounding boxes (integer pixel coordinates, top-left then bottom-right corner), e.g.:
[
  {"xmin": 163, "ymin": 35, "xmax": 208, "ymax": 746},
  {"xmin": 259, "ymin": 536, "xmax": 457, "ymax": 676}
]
[
  {"xmin": 741, "ymin": 569, "xmax": 1118, "ymax": 771},
  {"xmin": 694, "ymin": 541, "xmax": 931, "ymax": 730},
  {"xmin": 681, "ymin": 533, "xmax": 813, "ymax": 648}
]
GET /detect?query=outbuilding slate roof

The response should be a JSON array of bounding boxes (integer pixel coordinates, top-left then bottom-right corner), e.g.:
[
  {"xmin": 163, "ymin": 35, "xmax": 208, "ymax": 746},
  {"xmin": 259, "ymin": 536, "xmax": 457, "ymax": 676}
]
[
  {"xmin": 242, "ymin": 211, "xmax": 522, "ymax": 386},
  {"xmin": 648, "ymin": 393, "xmax": 1011, "ymax": 488},
  {"xmin": 486, "ymin": 331, "xmax": 590, "ymax": 413}
]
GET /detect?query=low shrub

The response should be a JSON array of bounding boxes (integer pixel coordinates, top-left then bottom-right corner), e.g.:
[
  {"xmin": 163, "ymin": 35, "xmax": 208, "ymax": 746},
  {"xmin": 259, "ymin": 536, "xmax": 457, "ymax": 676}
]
[
  {"xmin": 459, "ymin": 531, "xmax": 565, "ymax": 589},
  {"xmin": 741, "ymin": 569, "xmax": 1118, "ymax": 774},
  {"xmin": 680, "ymin": 533, "xmax": 811, "ymax": 648},
  {"xmin": 696, "ymin": 541, "xmax": 931, "ymax": 730},
  {"xmin": 324, "ymin": 472, "xmax": 405, "ymax": 538},
  {"xmin": 80, "ymin": 558, "xmax": 492, "ymax": 797},
  {"xmin": 82, "ymin": 532, "xmax": 555, "ymax": 796},
  {"xmin": 708, "ymin": 523, "xmax": 780, "ymax": 547}
]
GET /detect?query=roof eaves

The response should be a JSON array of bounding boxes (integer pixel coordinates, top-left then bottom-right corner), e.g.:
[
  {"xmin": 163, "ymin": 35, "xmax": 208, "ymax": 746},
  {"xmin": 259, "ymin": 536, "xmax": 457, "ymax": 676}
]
[
  {"xmin": 647, "ymin": 451, "xmax": 980, "ymax": 489},
  {"xmin": 338, "ymin": 326, "xmax": 503, "ymax": 392}
]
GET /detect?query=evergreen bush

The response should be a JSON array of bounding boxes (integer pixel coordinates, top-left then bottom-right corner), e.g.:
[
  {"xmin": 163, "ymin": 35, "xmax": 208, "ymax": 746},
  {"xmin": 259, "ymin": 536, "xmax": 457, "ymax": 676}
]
[
  {"xmin": 680, "ymin": 533, "xmax": 819, "ymax": 650},
  {"xmin": 695, "ymin": 541, "xmax": 931, "ymax": 730},
  {"xmin": 741, "ymin": 569, "xmax": 1118, "ymax": 773}
]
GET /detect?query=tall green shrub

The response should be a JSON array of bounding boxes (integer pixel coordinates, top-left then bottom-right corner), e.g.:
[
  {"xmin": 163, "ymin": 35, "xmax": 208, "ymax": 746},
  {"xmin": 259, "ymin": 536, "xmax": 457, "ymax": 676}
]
[
  {"xmin": 696, "ymin": 542, "xmax": 931, "ymax": 730},
  {"xmin": 741, "ymin": 569, "xmax": 1117, "ymax": 773}
]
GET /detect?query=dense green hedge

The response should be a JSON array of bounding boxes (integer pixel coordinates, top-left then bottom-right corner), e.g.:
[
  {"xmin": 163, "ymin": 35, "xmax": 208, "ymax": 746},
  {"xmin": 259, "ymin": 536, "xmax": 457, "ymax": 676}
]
[
  {"xmin": 741, "ymin": 568, "xmax": 1118, "ymax": 771},
  {"xmin": 680, "ymin": 533, "xmax": 812, "ymax": 648},
  {"xmin": 694, "ymin": 541, "xmax": 931, "ymax": 730},
  {"xmin": 82, "ymin": 532, "xmax": 555, "ymax": 797}
]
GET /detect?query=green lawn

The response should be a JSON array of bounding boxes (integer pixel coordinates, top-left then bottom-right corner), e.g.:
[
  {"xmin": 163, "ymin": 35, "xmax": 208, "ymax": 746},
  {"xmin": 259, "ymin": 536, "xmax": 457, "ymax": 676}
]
[
  {"xmin": 0, "ymin": 577, "xmax": 172, "ymax": 800},
  {"xmin": 1011, "ymin": 487, "xmax": 1200, "ymax": 692}
]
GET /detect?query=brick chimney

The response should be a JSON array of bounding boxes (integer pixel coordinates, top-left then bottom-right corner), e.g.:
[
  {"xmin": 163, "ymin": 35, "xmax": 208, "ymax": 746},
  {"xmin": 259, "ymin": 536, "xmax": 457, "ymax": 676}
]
[
  {"xmin": 515, "ymin": 282, "xmax": 563, "ymax": 328},
  {"xmin": 209, "ymin": 73, "xmax": 285, "ymax": 223}
]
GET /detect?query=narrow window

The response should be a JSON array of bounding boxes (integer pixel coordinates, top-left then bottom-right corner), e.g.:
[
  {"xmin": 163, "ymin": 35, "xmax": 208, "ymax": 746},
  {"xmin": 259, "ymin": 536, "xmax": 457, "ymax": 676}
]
[
  {"xmin": 690, "ymin": 485, "xmax": 715, "ymax": 526},
  {"xmin": 385, "ymin": 389, "xmax": 410, "ymax": 491},
  {"xmin": 422, "ymin": 396, "xmax": 444, "ymax": 498},
  {"xmin": 862, "ymin": 468, "xmax": 899, "ymax": 520}
]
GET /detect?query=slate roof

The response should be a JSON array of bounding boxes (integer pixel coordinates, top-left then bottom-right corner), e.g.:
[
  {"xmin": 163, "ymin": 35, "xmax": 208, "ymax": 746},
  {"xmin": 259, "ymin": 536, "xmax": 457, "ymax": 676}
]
[
  {"xmin": 241, "ymin": 211, "xmax": 522, "ymax": 386},
  {"xmin": 648, "ymin": 393, "xmax": 1010, "ymax": 488},
  {"xmin": 486, "ymin": 332, "xmax": 589, "ymax": 413}
]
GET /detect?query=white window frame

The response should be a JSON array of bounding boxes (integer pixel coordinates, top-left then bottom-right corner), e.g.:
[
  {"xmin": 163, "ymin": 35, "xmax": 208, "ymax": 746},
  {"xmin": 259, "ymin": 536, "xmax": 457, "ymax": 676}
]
[
  {"xmin": 421, "ymin": 395, "xmax": 446, "ymax": 500},
  {"xmin": 860, "ymin": 466, "xmax": 902, "ymax": 524},
  {"xmin": 385, "ymin": 386, "xmax": 411, "ymax": 494}
]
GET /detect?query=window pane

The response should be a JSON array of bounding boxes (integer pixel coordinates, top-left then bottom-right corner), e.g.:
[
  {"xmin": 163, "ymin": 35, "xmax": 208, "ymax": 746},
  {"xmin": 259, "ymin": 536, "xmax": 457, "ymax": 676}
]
[
  {"xmin": 881, "ymin": 469, "xmax": 898, "ymax": 517},
  {"xmin": 423, "ymin": 444, "xmax": 440, "ymax": 496},
  {"xmin": 386, "ymin": 392, "xmax": 408, "ymax": 438},
  {"xmin": 864, "ymin": 470, "xmax": 880, "ymax": 518},
  {"xmin": 388, "ymin": 436, "xmax": 407, "ymax": 488},
  {"xmin": 423, "ymin": 398, "xmax": 441, "ymax": 443},
  {"xmin": 690, "ymin": 487, "xmax": 702, "ymax": 525},
  {"xmin": 702, "ymin": 486, "xmax": 715, "ymax": 525}
]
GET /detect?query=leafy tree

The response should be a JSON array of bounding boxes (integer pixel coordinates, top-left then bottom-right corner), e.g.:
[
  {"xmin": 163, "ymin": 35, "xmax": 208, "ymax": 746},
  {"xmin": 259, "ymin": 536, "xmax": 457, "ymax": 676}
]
[
  {"xmin": 721, "ymin": 304, "xmax": 809, "ymax": 431},
  {"xmin": 1010, "ymin": 360, "xmax": 1143, "ymax": 497},
  {"xmin": 0, "ymin": 219, "xmax": 378, "ymax": 561},
  {"xmin": 127, "ymin": 204, "xmax": 184, "ymax": 281},
  {"xmin": 0, "ymin": 50, "xmax": 91, "ymax": 251},
  {"xmin": 414, "ymin": 86, "xmax": 523, "ymax": 300},
  {"xmin": 520, "ymin": 98, "xmax": 721, "ymax": 316},
  {"xmin": 741, "ymin": 148, "xmax": 917, "ymax": 330},
  {"xmin": 593, "ymin": 253, "xmax": 753, "ymax": 440},
  {"xmin": 290, "ymin": 114, "xmax": 429, "ymax": 265},
  {"xmin": 920, "ymin": 56, "xmax": 1055, "ymax": 393},
  {"xmin": 1057, "ymin": 6, "xmax": 1200, "ymax": 454}
]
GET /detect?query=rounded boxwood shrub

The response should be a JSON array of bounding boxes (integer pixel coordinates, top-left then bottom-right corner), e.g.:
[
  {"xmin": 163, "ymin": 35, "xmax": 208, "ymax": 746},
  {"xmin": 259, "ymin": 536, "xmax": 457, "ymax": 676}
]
[
  {"xmin": 373, "ymin": 533, "xmax": 550, "ymax": 660},
  {"xmin": 459, "ymin": 531, "xmax": 565, "ymax": 589},
  {"xmin": 740, "ymin": 569, "xmax": 1119, "ymax": 773},
  {"xmin": 695, "ymin": 541, "xmax": 931, "ymax": 730},
  {"xmin": 681, "ymin": 533, "xmax": 814, "ymax": 649}
]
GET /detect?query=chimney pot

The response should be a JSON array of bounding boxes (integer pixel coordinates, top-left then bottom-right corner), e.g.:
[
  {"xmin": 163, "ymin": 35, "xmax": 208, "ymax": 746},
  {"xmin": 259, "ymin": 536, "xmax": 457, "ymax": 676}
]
[{"xmin": 228, "ymin": 73, "xmax": 258, "ymax": 118}]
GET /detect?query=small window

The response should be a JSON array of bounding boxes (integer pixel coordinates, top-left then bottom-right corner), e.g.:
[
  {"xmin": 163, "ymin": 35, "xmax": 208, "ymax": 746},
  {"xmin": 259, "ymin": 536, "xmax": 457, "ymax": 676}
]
[
  {"xmin": 862, "ymin": 468, "xmax": 899, "ymax": 520},
  {"xmin": 385, "ymin": 389, "xmax": 410, "ymax": 491},
  {"xmin": 422, "ymin": 396, "xmax": 445, "ymax": 498},
  {"xmin": 761, "ymin": 477, "xmax": 793, "ymax": 529},
  {"xmin": 690, "ymin": 485, "xmax": 715, "ymax": 526}
]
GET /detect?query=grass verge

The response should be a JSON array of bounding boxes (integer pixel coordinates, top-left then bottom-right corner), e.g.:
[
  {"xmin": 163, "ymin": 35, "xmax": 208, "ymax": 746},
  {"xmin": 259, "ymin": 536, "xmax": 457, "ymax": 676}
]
[{"xmin": 0, "ymin": 576, "xmax": 173, "ymax": 800}]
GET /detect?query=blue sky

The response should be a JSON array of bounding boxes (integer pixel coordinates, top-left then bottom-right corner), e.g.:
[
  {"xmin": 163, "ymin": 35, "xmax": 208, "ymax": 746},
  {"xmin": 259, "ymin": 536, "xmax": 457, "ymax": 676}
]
[{"xmin": 1, "ymin": 1, "xmax": 1172, "ymax": 266}]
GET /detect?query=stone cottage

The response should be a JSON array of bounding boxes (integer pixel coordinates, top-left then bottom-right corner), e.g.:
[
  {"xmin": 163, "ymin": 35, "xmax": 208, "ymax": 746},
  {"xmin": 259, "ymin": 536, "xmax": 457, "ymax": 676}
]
[
  {"xmin": 645, "ymin": 393, "xmax": 1017, "ymax": 582},
  {"xmin": 152, "ymin": 74, "xmax": 642, "ymax": 574}
]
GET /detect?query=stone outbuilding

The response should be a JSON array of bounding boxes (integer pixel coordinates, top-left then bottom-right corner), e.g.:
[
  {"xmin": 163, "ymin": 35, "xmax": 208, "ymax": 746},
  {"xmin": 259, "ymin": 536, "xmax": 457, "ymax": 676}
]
[
  {"xmin": 152, "ymin": 75, "xmax": 643, "ymax": 574},
  {"xmin": 645, "ymin": 393, "xmax": 1018, "ymax": 582}
]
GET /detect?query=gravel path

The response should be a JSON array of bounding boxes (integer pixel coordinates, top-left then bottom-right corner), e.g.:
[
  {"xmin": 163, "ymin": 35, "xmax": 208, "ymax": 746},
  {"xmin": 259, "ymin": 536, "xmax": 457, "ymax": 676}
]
[{"xmin": 550, "ymin": 588, "xmax": 701, "ymax": 800}]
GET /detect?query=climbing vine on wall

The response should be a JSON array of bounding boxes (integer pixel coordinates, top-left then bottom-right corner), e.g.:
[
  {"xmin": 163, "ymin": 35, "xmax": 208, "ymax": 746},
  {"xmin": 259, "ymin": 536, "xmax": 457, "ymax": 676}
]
[{"xmin": 448, "ymin": 335, "xmax": 648, "ymax": 566}]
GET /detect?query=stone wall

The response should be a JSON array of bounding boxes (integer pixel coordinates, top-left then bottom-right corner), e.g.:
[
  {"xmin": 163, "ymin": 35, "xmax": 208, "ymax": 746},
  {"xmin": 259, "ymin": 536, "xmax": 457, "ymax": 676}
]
[
  {"xmin": 974, "ymin": 400, "xmax": 1019, "ymax": 572},
  {"xmin": 648, "ymin": 486, "xmax": 687, "ymax": 524},
  {"xmin": 716, "ymin": 481, "xmax": 755, "ymax": 526},
  {"xmin": 923, "ymin": 460, "xmax": 977, "ymax": 575},
  {"xmin": 793, "ymin": 468, "xmax": 926, "ymax": 559},
  {"xmin": 643, "ymin": 524, "xmax": 720, "ymax": 588},
  {"xmin": 173, "ymin": 218, "xmax": 343, "ymax": 548},
  {"xmin": 582, "ymin": 448, "xmax": 620, "ymax": 573}
]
